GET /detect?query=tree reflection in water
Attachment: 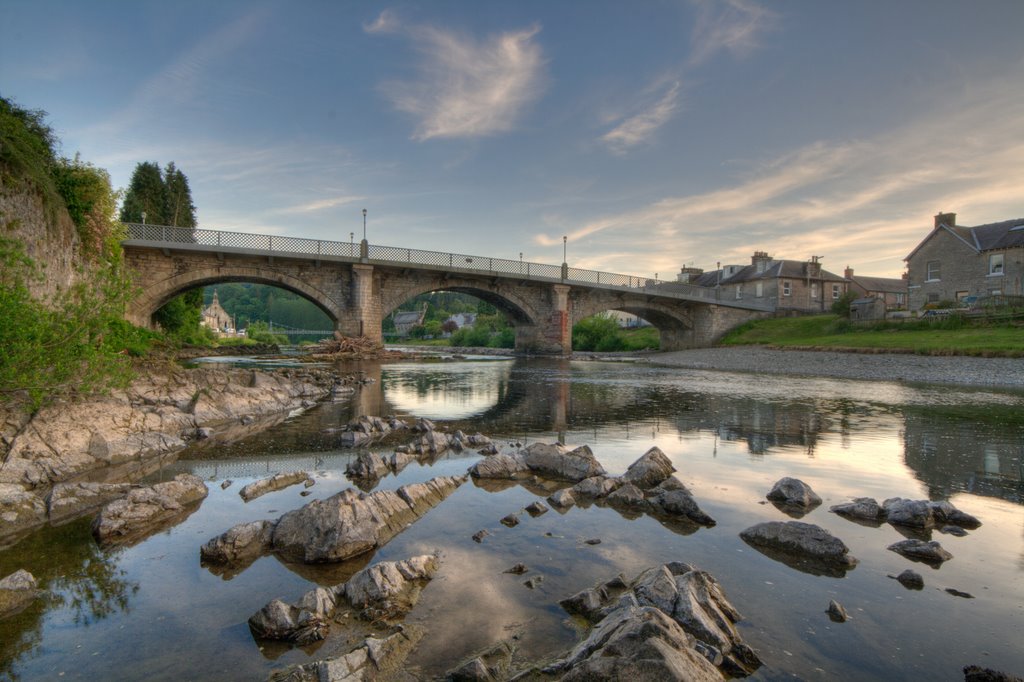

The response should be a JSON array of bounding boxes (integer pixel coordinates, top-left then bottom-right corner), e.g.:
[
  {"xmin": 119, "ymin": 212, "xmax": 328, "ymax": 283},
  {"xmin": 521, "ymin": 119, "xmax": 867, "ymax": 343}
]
[{"xmin": 0, "ymin": 516, "xmax": 138, "ymax": 679}]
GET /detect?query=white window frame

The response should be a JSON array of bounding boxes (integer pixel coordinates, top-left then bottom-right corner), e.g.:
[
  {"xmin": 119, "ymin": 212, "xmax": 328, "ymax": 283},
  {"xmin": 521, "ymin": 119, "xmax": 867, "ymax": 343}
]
[
  {"xmin": 926, "ymin": 260, "xmax": 941, "ymax": 281},
  {"xmin": 755, "ymin": 282, "xmax": 763, "ymax": 298},
  {"xmin": 735, "ymin": 285, "xmax": 742, "ymax": 300},
  {"xmin": 832, "ymin": 284, "xmax": 841, "ymax": 299},
  {"xmin": 782, "ymin": 281, "xmax": 791, "ymax": 297},
  {"xmin": 811, "ymin": 283, "xmax": 819, "ymax": 299},
  {"xmin": 989, "ymin": 253, "xmax": 1004, "ymax": 276}
]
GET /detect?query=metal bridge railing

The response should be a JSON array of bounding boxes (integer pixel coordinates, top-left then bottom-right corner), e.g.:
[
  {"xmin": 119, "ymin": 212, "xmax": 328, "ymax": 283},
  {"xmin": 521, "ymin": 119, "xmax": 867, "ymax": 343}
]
[{"xmin": 122, "ymin": 223, "xmax": 772, "ymax": 310}]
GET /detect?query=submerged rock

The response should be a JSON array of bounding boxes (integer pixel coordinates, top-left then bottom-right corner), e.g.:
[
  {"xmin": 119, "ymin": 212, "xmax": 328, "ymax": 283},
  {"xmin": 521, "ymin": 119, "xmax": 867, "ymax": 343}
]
[
  {"xmin": 251, "ymin": 556, "xmax": 438, "ymax": 643},
  {"xmin": 92, "ymin": 474, "xmax": 208, "ymax": 547},
  {"xmin": 0, "ymin": 569, "xmax": 39, "ymax": 618},
  {"xmin": 521, "ymin": 442, "xmax": 606, "ymax": 482},
  {"xmin": 267, "ymin": 624, "xmax": 424, "ymax": 681},
  {"xmin": 739, "ymin": 521, "xmax": 858, "ymax": 577},
  {"xmin": 200, "ymin": 520, "xmax": 276, "ymax": 565},
  {"xmin": 826, "ymin": 599, "xmax": 849, "ymax": 623},
  {"xmin": 829, "ymin": 497, "xmax": 886, "ymax": 525},
  {"xmin": 766, "ymin": 477, "xmax": 822, "ymax": 511},
  {"xmin": 547, "ymin": 488, "xmax": 576, "ymax": 509},
  {"xmin": 270, "ymin": 475, "xmax": 465, "ymax": 563},
  {"xmin": 525, "ymin": 501, "xmax": 548, "ymax": 516},
  {"xmin": 343, "ymin": 555, "xmax": 440, "ymax": 620},
  {"xmin": 887, "ymin": 539, "xmax": 953, "ymax": 565},
  {"xmin": 891, "ymin": 569, "xmax": 925, "ymax": 590},
  {"xmin": 46, "ymin": 481, "xmax": 133, "ymax": 524},
  {"xmin": 239, "ymin": 471, "xmax": 312, "ymax": 502},
  {"xmin": 620, "ymin": 446, "xmax": 676, "ymax": 489},
  {"xmin": 551, "ymin": 562, "xmax": 761, "ymax": 679}
]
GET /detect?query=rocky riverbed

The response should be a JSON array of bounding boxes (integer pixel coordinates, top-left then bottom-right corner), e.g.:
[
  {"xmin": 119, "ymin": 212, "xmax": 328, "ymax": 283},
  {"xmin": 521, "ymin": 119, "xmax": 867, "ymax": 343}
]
[{"xmin": 0, "ymin": 365, "xmax": 348, "ymax": 548}]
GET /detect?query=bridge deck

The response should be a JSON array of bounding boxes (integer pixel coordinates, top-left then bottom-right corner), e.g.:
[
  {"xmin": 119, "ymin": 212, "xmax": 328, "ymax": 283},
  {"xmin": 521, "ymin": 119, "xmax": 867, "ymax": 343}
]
[{"xmin": 122, "ymin": 223, "xmax": 773, "ymax": 312}]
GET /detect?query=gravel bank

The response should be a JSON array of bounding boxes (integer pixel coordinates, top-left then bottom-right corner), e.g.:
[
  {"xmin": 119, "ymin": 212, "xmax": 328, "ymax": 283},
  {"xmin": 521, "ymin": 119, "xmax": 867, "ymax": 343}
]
[{"xmin": 646, "ymin": 346, "xmax": 1024, "ymax": 388}]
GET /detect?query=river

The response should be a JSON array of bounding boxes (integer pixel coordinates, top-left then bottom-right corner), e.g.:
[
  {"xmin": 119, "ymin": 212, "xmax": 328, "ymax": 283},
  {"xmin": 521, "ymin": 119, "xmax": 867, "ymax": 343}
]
[{"xmin": 1, "ymin": 356, "xmax": 1022, "ymax": 680}]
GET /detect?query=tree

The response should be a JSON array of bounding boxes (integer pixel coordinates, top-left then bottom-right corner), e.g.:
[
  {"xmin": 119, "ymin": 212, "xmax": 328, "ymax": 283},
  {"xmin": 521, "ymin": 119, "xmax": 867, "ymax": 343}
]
[
  {"xmin": 119, "ymin": 161, "xmax": 166, "ymax": 224},
  {"xmin": 162, "ymin": 161, "xmax": 196, "ymax": 227}
]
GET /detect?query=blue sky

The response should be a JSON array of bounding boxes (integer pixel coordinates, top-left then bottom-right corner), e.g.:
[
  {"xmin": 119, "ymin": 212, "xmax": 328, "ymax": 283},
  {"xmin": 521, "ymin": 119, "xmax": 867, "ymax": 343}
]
[{"xmin": 3, "ymin": 0, "xmax": 1023, "ymax": 278}]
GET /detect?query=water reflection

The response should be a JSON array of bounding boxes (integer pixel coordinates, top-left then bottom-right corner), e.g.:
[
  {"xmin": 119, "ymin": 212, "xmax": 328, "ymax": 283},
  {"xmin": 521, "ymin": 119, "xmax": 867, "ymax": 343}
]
[{"xmin": 0, "ymin": 518, "xmax": 138, "ymax": 681}]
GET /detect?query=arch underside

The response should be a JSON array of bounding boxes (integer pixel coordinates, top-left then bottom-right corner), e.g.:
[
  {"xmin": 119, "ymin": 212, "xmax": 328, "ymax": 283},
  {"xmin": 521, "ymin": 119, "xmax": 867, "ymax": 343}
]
[
  {"xmin": 130, "ymin": 270, "xmax": 341, "ymax": 326},
  {"xmin": 381, "ymin": 280, "xmax": 538, "ymax": 326}
]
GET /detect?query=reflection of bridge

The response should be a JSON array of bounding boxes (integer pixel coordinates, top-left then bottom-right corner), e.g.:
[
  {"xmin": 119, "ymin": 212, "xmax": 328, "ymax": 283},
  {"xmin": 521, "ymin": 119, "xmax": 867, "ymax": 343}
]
[{"xmin": 122, "ymin": 224, "xmax": 772, "ymax": 353}]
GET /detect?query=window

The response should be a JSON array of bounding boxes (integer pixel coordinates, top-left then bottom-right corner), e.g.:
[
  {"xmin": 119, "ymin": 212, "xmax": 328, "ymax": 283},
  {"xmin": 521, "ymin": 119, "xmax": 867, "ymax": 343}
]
[
  {"xmin": 811, "ymin": 283, "xmax": 819, "ymax": 299},
  {"xmin": 989, "ymin": 288, "xmax": 1002, "ymax": 296},
  {"xmin": 955, "ymin": 291, "xmax": 969, "ymax": 301},
  {"xmin": 832, "ymin": 284, "xmax": 841, "ymax": 299},
  {"xmin": 782, "ymin": 281, "xmax": 791, "ymax": 297},
  {"xmin": 989, "ymin": 253, "xmax": 1004, "ymax": 275},
  {"xmin": 755, "ymin": 282, "xmax": 763, "ymax": 297},
  {"xmin": 926, "ymin": 260, "xmax": 941, "ymax": 281},
  {"xmin": 735, "ymin": 285, "xmax": 742, "ymax": 299},
  {"xmin": 896, "ymin": 293, "xmax": 905, "ymax": 304},
  {"xmin": 928, "ymin": 293, "xmax": 939, "ymax": 303}
]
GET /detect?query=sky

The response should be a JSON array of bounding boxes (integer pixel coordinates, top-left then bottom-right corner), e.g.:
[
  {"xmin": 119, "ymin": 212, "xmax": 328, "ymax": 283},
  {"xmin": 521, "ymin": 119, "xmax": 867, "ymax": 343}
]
[{"xmin": 3, "ymin": 0, "xmax": 1024, "ymax": 279}]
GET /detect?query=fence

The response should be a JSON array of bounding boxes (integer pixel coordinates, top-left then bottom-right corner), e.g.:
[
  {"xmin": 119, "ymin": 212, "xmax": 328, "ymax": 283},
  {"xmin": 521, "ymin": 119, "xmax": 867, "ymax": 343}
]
[{"xmin": 123, "ymin": 223, "xmax": 770, "ymax": 309}]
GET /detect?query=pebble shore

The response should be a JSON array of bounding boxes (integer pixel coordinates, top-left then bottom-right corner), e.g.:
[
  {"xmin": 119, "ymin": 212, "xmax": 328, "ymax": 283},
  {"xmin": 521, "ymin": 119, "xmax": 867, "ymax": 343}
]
[{"xmin": 647, "ymin": 346, "xmax": 1024, "ymax": 388}]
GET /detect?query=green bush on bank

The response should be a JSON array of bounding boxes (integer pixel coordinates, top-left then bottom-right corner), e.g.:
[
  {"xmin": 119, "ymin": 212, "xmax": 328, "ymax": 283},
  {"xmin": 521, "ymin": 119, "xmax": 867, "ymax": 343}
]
[{"xmin": 573, "ymin": 314, "xmax": 660, "ymax": 352}]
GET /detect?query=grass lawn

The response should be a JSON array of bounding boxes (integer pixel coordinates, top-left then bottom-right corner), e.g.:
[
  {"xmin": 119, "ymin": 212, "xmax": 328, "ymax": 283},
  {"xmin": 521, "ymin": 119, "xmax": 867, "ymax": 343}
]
[{"xmin": 721, "ymin": 314, "xmax": 1024, "ymax": 356}]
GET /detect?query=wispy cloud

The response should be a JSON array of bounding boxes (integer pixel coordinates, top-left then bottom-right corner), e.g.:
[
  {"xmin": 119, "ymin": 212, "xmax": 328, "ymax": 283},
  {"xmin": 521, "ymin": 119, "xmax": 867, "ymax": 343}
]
[
  {"xmin": 368, "ymin": 14, "xmax": 546, "ymax": 140},
  {"xmin": 543, "ymin": 72, "xmax": 1024, "ymax": 276},
  {"xmin": 274, "ymin": 196, "xmax": 364, "ymax": 214},
  {"xmin": 688, "ymin": 0, "xmax": 777, "ymax": 66},
  {"xmin": 601, "ymin": 81, "xmax": 682, "ymax": 154}
]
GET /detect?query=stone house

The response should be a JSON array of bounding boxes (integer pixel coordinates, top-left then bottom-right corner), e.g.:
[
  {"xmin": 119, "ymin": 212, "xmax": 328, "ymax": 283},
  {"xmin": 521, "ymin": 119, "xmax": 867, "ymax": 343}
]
[
  {"xmin": 391, "ymin": 303, "xmax": 427, "ymax": 336},
  {"xmin": 905, "ymin": 212, "xmax": 1024, "ymax": 310},
  {"xmin": 843, "ymin": 267, "xmax": 907, "ymax": 310},
  {"xmin": 691, "ymin": 252, "xmax": 848, "ymax": 314},
  {"xmin": 849, "ymin": 297, "xmax": 887, "ymax": 321},
  {"xmin": 200, "ymin": 290, "xmax": 234, "ymax": 332}
]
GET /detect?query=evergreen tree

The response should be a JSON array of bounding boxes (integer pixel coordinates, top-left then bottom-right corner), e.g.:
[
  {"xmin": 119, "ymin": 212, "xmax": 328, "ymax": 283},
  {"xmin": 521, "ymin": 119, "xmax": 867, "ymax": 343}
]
[
  {"xmin": 163, "ymin": 161, "xmax": 196, "ymax": 227},
  {"xmin": 119, "ymin": 161, "xmax": 166, "ymax": 224}
]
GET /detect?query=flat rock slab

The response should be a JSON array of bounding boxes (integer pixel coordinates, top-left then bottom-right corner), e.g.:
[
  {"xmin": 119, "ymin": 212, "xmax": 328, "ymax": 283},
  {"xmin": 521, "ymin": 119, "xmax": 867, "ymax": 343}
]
[
  {"xmin": 270, "ymin": 475, "xmax": 466, "ymax": 563},
  {"xmin": 92, "ymin": 474, "xmax": 208, "ymax": 547},
  {"xmin": 267, "ymin": 624, "xmax": 424, "ymax": 681},
  {"xmin": 739, "ymin": 521, "xmax": 858, "ymax": 577},
  {"xmin": 201, "ymin": 520, "xmax": 277, "ymax": 566},
  {"xmin": 239, "ymin": 471, "xmax": 312, "ymax": 502},
  {"xmin": 887, "ymin": 539, "xmax": 953, "ymax": 565}
]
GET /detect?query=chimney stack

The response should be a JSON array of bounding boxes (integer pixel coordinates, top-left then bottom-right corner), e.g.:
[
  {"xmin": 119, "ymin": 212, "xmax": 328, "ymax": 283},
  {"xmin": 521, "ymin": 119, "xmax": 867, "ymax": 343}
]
[
  {"xmin": 934, "ymin": 211, "xmax": 957, "ymax": 228},
  {"xmin": 844, "ymin": 266, "xmax": 854, "ymax": 279}
]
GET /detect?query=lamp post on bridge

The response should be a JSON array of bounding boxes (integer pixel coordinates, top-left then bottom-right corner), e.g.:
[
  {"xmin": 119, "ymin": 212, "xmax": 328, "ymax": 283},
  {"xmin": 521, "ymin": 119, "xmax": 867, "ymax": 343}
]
[
  {"xmin": 360, "ymin": 209, "xmax": 368, "ymax": 262},
  {"xmin": 561, "ymin": 235, "xmax": 568, "ymax": 280}
]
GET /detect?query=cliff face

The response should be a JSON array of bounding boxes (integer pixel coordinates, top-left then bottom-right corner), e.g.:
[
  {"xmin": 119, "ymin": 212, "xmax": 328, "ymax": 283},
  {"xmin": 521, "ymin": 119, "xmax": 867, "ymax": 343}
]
[{"xmin": 0, "ymin": 177, "xmax": 86, "ymax": 301}]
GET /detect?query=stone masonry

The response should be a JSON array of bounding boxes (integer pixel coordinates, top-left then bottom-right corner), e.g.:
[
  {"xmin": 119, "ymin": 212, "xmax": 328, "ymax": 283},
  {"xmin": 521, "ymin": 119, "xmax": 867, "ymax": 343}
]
[{"xmin": 123, "ymin": 245, "xmax": 765, "ymax": 353}]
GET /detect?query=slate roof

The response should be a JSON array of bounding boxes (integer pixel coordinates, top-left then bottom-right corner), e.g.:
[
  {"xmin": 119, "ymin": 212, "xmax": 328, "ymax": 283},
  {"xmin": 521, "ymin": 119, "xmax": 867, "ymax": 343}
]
[
  {"xmin": 849, "ymin": 275, "xmax": 905, "ymax": 294},
  {"xmin": 707, "ymin": 260, "xmax": 846, "ymax": 285},
  {"xmin": 906, "ymin": 217, "xmax": 1024, "ymax": 260}
]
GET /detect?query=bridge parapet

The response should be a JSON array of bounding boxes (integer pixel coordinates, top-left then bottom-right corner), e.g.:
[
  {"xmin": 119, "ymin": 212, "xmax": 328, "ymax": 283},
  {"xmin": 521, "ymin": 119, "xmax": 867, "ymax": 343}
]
[{"xmin": 122, "ymin": 223, "xmax": 772, "ymax": 313}]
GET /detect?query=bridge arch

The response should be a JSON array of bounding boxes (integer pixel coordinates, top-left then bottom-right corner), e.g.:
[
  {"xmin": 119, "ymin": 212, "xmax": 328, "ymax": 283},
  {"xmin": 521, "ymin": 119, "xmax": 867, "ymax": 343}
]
[
  {"xmin": 126, "ymin": 265, "xmax": 344, "ymax": 329},
  {"xmin": 570, "ymin": 294, "xmax": 695, "ymax": 351},
  {"xmin": 380, "ymin": 277, "xmax": 542, "ymax": 326}
]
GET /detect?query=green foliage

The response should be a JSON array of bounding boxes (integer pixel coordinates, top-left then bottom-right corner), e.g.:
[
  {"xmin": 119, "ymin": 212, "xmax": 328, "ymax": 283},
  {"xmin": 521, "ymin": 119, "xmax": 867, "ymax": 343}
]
[
  {"xmin": 0, "ymin": 237, "xmax": 139, "ymax": 411},
  {"xmin": 153, "ymin": 288, "xmax": 209, "ymax": 344},
  {"xmin": 206, "ymin": 283, "xmax": 332, "ymax": 331},
  {"xmin": 571, "ymin": 314, "xmax": 661, "ymax": 352},
  {"xmin": 247, "ymin": 320, "xmax": 289, "ymax": 345},
  {"xmin": 162, "ymin": 162, "xmax": 196, "ymax": 228},
  {"xmin": 119, "ymin": 161, "xmax": 166, "ymax": 224},
  {"xmin": 830, "ymin": 290, "xmax": 858, "ymax": 317},
  {"xmin": 0, "ymin": 95, "xmax": 59, "ymax": 211}
]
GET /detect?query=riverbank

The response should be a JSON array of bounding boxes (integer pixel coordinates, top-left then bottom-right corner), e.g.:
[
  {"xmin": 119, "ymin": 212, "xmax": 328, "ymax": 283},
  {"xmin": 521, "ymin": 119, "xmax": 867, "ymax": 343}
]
[
  {"xmin": 647, "ymin": 346, "xmax": 1024, "ymax": 388},
  {"xmin": 0, "ymin": 365, "xmax": 346, "ymax": 548}
]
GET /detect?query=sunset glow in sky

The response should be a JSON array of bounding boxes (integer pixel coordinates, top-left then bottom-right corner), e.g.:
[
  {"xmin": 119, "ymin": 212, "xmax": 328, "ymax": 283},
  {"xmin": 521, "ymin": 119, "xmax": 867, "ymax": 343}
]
[{"xmin": 3, "ymin": 1, "xmax": 1023, "ymax": 277}]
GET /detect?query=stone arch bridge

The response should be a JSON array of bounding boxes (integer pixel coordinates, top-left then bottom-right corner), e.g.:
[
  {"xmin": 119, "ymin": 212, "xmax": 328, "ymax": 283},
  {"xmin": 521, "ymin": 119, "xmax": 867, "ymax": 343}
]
[{"xmin": 122, "ymin": 224, "xmax": 772, "ymax": 354}]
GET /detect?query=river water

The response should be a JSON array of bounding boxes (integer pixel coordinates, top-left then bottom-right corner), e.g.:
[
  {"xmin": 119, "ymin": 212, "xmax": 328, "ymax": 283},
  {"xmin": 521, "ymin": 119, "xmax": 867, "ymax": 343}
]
[{"xmin": 1, "ymin": 357, "xmax": 1022, "ymax": 680}]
